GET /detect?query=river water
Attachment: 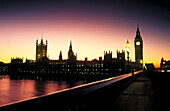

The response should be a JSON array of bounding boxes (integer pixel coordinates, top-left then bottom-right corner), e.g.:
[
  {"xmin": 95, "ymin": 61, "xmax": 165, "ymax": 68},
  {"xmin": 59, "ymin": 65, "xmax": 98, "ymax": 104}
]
[{"xmin": 0, "ymin": 75, "xmax": 91, "ymax": 107}]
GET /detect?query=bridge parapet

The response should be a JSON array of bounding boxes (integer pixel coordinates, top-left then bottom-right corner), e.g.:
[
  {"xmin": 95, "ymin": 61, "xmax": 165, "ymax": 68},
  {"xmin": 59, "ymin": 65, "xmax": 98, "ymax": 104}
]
[{"xmin": 0, "ymin": 70, "xmax": 143, "ymax": 110}]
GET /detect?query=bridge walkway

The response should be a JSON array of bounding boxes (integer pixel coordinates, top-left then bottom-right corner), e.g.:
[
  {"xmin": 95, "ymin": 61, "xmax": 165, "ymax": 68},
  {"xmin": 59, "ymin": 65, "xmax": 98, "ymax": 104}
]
[
  {"xmin": 107, "ymin": 74, "xmax": 154, "ymax": 111},
  {"xmin": 91, "ymin": 72, "xmax": 170, "ymax": 111}
]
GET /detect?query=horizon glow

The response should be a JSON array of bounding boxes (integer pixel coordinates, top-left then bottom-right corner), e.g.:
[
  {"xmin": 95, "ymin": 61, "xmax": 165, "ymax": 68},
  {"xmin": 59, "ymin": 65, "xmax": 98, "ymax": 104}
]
[{"xmin": 0, "ymin": 1, "xmax": 170, "ymax": 68}]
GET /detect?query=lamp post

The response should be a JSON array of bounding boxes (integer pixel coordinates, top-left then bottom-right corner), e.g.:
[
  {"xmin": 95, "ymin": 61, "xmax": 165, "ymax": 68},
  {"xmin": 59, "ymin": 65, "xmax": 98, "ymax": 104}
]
[{"xmin": 125, "ymin": 40, "xmax": 130, "ymax": 72}]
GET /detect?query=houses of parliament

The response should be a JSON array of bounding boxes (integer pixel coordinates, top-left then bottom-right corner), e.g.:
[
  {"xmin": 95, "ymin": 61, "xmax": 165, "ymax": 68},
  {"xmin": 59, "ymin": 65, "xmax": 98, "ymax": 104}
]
[{"xmin": 0, "ymin": 27, "xmax": 145, "ymax": 75}]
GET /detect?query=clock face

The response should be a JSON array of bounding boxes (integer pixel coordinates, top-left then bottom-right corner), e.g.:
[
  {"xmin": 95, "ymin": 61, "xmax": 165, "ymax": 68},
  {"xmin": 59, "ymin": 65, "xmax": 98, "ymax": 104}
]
[{"xmin": 136, "ymin": 41, "xmax": 140, "ymax": 46}]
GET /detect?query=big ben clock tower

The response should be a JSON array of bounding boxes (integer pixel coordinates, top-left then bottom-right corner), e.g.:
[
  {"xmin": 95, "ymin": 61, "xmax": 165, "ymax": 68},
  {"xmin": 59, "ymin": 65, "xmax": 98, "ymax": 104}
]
[{"xmin": 134, "ymin": 25, "xmax": 143, "ymax": 69}]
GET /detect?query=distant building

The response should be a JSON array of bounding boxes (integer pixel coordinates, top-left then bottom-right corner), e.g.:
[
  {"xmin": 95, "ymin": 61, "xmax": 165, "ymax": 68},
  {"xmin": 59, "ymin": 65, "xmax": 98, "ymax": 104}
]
[
  {"xmin": 59, "ymin": 51, "xmax": 62, "ymax": 63},
  {"xmin": 8, "ymin": 37, "xmax": 138, "ymax": 75},
  {"xmin": 160, "ymin": 57, "xmax": 170, "ymax": 69},
  {"xmin": 134, "ymin": 25, "xmax": 143, "ymax": 69},
  {"xmin": 36, "ymin": 38, "xmax": 47, "ymax": 62},
  {"xmin": 117, "ymin": 50, "xmax": 125, "ymax": 72},
  {"xmin": 9, "ymin": 57, "xmax": 23, "ymax": 73},
  {"xmin": 25, "ymin": 59, "xmax": 35, "ymax": 64},
  {"xmin": 0, "ymin": 62, "xmax": 8, "ymax": 73},
  {"xmin": 67, "ymin": 41, "xmax": 77, "ymax": 65},
  {"xmin": 145, "ymin": 63, "xmax": 155, "ymax": 71},
  {"xmin": 104, "ymin": 51, "xmax": 112, "ymax": 64},
  {"xmin": 11, "ymin": 57, "xmax": 23, "ymax": 64},
  {"xmin": 77, "ymin": 57, "xmax": 102, "ymax": 66}
]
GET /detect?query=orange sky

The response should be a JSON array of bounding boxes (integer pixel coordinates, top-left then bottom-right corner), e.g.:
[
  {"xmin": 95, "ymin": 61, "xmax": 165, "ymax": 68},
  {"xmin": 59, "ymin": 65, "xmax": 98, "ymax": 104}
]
[
  {"xmin": 1, "ymin": 19, "xmax": 170, "ymax": 68},
  {"xmin": 0, "ymin": 1, "xmax": 170, "ymax": 68}
]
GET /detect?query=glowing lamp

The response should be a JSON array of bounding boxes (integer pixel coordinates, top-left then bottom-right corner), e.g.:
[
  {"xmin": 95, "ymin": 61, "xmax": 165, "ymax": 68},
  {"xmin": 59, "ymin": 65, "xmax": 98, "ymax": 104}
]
[
  {"xmin": 125, "ymin": 47, "xmax": 130, "ymax": 52},
  {"xmin": 125, "ymin": 40, "xmax": 130, "ymax": 52},
  {"xmin": 125, "ymin": 40, "xmax": 130, "ymax": 72},
  {"xmin": 140, "ymin": 59, "xmax": 143, "ymax": 64}
]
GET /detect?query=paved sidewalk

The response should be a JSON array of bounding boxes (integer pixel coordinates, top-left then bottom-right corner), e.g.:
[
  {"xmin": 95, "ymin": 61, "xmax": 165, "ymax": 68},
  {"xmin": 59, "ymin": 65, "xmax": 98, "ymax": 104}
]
[{"xmin": 108, "ymin": 74, "xmax": 155, "ymax": 111}]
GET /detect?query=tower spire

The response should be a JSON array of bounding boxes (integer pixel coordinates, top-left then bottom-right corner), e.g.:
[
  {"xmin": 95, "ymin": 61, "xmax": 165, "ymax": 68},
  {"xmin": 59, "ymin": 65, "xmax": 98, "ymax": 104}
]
[
  {"xmin": 69, "ymin": 40, "xmax": 72, "ymax": 49},
  {"xmin": 136, "ymin": 24, "xmax": 140, "ymax": 36},
  {"xmin": 137, "ymin": 24, "xmax": 140, "ymax": 32},
  {"xmin": 59, "ymin": 50, "xmax": 62, "ymax": 62}
]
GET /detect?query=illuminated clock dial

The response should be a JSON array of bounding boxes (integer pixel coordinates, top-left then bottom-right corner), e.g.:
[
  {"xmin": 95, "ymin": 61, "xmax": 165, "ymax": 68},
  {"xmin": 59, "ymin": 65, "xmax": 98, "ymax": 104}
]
[{"xmin": 136, "ymin": 41, "xmax": 140, "ymax": 46}]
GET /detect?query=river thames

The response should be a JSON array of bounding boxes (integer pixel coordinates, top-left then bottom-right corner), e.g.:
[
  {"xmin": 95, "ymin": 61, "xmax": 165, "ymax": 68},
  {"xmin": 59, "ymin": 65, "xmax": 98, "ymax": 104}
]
[{"xmin": 0, "ymin": 75, "xmax": 93, "ymax": 107}]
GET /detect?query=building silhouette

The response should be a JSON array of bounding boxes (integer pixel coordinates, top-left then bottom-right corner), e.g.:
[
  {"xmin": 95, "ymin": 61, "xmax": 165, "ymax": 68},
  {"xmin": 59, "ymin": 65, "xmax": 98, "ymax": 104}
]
[
  {"xmin": 104, "ymin": 51, "xmax": 112, "ymax": 64},
  {"xmin": 59, "ymin": 51, "xmax": 63, "ymax": 63},
  {"xmin": 160, "ymin": 57, "xmax": 170, "ymax": 69},
  {"xmin": 7, "ymin": 40, "xmax": 129, "ymax": 75},
  {"xmin": 134, "ymin": 25, "xmax": 143, "ymax": 69},
  {"xmin": 117, "ymin": 50, "xmax": 125, "ymax": 72},
  {"xmin": 0, "ymin": 62, "xmax": 8, "ymax": 73},
  {"xmin": 7, "ymin": 26, "xmax": 146, "ymax": 75},
  {"xmin": 36, "ymin": 37, "xmax": 48, "ymax": 62},
  {"xmin": 145, "ymin": 63, "xmax": 155, "ymax": 71},
  {"xmin": 11, "ymin": 57, "xmax": 23, "ymax": 64},
  {"xmin": 67, "ymin": 41, "xmax": 77, "ymax": 65}
]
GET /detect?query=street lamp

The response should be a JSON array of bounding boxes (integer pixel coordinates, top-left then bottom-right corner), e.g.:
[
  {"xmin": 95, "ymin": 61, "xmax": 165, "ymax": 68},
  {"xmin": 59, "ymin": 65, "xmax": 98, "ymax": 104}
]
[{"xmin": 125, "ymin": 40, "xmax": 130, "ymax": 72}]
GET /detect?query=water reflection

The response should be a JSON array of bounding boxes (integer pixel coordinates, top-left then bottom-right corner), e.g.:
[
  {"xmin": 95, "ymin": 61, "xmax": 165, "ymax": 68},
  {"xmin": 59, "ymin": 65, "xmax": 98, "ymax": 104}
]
[{"xmin": 0, "ymin": 75, "xmax": 90, "ymax": 106}]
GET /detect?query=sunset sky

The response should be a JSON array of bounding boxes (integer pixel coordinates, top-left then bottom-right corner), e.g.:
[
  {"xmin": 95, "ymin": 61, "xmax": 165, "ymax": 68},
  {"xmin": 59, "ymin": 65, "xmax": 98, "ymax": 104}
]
[{"xmin": 0, "ymin": 0, "xmax": 170, "ymax": 68}]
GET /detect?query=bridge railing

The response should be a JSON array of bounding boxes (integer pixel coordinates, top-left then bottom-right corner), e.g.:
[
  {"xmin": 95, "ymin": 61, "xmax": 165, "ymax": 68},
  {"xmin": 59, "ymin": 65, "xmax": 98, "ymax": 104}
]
[{"xmin": 0, "ymin": 70, "xmax": 143, "ymax": 109}]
